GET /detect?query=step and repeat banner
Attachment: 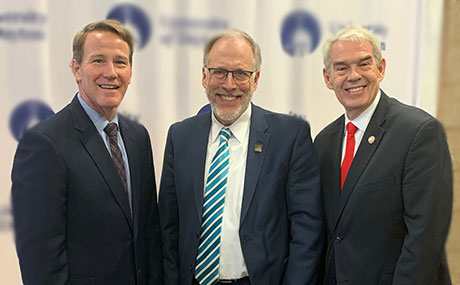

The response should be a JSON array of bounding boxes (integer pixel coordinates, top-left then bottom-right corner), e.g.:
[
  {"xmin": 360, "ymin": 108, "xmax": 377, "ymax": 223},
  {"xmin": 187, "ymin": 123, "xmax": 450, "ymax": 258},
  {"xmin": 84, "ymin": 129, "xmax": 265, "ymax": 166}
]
[{"xmin": 0, "ymin": 0, "xmax": 443, "ymax": 283}]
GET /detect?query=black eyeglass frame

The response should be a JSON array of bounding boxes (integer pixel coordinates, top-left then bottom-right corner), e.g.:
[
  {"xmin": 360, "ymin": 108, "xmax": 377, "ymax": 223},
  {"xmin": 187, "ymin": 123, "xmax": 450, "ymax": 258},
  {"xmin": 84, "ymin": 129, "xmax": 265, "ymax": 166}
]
[{"xmin": 205, "ymin": 66, "xmax": 256, "ymax": 82}]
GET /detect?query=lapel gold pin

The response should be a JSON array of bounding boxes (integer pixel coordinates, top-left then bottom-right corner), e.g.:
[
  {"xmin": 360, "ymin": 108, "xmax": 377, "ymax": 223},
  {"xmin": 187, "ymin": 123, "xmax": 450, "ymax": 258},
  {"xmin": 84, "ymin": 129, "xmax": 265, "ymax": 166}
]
[
  {"xmin": 368, "ymin": 136, "xmax": 376, "ymax": 144},
  {"xmin": 254, "ymin": 144, "xmax": 262, "ymax": 153}
]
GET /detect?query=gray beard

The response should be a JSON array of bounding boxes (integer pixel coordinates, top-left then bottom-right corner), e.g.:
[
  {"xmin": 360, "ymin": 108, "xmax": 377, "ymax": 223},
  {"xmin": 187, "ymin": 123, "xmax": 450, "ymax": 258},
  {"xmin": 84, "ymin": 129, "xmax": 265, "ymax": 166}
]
[{"xmin": 209, "ymin": 92, "xmax": 252, "ymax": 125}]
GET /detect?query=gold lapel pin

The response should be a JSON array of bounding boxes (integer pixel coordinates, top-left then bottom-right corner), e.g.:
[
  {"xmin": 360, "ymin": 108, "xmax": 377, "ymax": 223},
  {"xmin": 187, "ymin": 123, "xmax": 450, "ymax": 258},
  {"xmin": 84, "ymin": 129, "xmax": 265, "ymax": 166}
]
[
  {"xmin": 254, "ymin": 144, "xmax": 262, "ymax": 153},
  {"xmin": 368, "ymin": 136, "xmax": 376, "ymax": 144}
]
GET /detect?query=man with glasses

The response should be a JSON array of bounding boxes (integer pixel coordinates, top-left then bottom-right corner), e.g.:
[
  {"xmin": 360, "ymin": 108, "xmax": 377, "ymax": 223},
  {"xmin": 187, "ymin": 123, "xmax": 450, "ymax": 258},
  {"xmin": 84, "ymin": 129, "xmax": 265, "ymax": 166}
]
[{"xmin": 159, "ymin": 29, "xmax": 324, "ymax": 285}]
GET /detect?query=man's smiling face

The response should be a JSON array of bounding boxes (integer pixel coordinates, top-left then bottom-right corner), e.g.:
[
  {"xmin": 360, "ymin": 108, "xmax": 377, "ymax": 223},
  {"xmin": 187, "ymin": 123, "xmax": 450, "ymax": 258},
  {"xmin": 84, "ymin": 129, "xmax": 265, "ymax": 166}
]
[
  {"xmin": 72, "ymin": 30, "xmax": 132, "ymax": 120},
  {"xmin": 323, "ymin": 40, "xmax": 385, "ymax": 120},
  {"xmin": 202, "ymin": 36, "xmax": 260, "ymax": 126}
]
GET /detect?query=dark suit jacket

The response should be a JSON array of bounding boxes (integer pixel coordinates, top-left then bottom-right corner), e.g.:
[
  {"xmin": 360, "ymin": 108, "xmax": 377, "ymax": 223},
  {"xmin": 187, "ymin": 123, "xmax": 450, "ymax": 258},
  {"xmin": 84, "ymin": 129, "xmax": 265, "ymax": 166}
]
[
  {"xmin": 159, "ymin": 104, "xmax": 324, "ymax": 285},
  {"xmin": 11, "ymin": 96, "xmax": 163, "ymax": 285},
  {"xmin": 314, "ymin": 92, "xmax": 452, "ymax": 285}
]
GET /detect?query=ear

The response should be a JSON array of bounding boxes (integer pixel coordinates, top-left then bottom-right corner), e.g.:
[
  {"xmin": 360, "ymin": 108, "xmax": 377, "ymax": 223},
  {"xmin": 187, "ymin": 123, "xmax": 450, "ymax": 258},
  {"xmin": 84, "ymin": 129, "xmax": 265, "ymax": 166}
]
[
  {"xmin": 71, "ymin": 59, "xmax": 82, "ymax": 84},
  {"xmin": 252, "ymin": 70, "xmax": 260, "ymax": 91},
  {"xmin": 127, "ymin": 65, "xmax": 132, "ymax": 85},
  {"xmin": 323, "ymin": 68, "xmax": 333, "ymax": 90},
  {"xmin": 377, "ymin": 58, "xmax": 386, "ymax": 82},
  {"xmin": 202, "ymin": 66, "xmax": 209, "ymax": 89}
]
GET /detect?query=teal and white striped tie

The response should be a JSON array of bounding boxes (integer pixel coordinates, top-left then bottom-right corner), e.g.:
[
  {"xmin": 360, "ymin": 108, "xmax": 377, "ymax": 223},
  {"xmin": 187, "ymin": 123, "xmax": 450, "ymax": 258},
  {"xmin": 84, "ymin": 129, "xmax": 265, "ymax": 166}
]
[{"xmin": 195, "ymin": 127, "xmax": 232, "ymax": 285}]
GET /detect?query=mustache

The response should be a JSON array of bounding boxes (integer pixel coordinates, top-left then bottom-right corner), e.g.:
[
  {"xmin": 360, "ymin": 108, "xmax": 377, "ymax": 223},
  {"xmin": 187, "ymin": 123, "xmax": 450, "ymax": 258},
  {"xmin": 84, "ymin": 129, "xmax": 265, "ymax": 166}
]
[{"xmin": 212, "ymin": 90, "xmax": 245, "ymax": 96}]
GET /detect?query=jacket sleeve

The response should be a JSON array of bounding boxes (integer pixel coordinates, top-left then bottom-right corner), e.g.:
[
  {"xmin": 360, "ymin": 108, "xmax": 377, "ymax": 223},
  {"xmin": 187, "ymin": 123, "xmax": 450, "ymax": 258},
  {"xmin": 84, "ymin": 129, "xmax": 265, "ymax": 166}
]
[
  {"xmin": 158, "ymin": 126, "xmax": 181, "ymax": 285},
  {"xmin": 393, "ymin": 118, "xmax": 453, "ymax": 284},
  {"xmin": 283, "ymin": 121, "xmax": 325, "ymax": 285},
  {"xmin": 11, "ymin": 129, "xmax": 69, "ymax": 285},
  {"xmin": 143, "ymin": 129, "xmax": 164, "ymax": 284}
]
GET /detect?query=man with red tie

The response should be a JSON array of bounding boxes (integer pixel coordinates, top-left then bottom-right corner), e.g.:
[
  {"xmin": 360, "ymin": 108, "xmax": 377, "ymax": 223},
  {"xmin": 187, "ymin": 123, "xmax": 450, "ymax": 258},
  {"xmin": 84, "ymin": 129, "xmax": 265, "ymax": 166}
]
[{"xmin": 314, "ymin": 26, "xmax": 452, "ymax": 284}]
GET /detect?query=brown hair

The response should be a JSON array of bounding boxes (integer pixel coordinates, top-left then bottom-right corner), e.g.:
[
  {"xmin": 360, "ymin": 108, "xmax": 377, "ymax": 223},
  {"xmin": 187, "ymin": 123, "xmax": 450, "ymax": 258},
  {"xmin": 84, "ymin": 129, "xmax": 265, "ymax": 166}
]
[{"xmin": 72, "ymin": 19, "xmax": 134, "ymax": 65}]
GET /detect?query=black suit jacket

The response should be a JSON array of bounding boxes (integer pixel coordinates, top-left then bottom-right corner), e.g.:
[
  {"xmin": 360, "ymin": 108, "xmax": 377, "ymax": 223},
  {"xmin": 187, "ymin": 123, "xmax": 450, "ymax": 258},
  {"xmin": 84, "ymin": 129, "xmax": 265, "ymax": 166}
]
[
  {"xmin": 159, "ymin": 104, "xmax": 324, "ymax": 285},
  {"xmin": 11, "ymin": 96, "xmax": 163, "ymax": 285},
  {"xmin": 314, "ymin": 92, "xmax": 452, "ymax": 284}
]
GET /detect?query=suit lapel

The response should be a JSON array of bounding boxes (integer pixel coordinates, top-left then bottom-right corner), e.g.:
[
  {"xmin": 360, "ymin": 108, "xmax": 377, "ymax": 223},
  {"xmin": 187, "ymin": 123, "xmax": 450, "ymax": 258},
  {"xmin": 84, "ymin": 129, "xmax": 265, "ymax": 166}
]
[
  {"xmin": 334, "ymin": 93, "xmax": 389, "ymax": 231},
  {"xmin": 69, "ymin": 97, "xmax": 133, "ymax": 230},
  {"xmin": 119, "ymin": 117, "xmax": 139, "ymax": 236},
  {"xmin": 240, "ymin": 105, "xmax": 270, "ymax": 226},
  {"xmin": 193, "ymin": 114, "xmax": 212, "ymax": 222}
]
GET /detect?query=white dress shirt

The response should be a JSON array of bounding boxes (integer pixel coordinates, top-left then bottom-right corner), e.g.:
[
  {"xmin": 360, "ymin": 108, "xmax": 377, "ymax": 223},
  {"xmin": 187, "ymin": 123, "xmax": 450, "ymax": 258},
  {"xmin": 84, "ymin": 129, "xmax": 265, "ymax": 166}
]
[
  {"xmin": 341, "ymin": 90, "xmax": 381, "ymax": 163},
  {"xmin": 204, "ymin": 106, "xmax": 251, "ymax": 279}
]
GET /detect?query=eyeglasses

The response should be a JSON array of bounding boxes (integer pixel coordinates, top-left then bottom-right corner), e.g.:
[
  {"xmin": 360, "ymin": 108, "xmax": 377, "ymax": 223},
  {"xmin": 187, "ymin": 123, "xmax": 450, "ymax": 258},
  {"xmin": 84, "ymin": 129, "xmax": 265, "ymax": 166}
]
[{"xmin": 205, "ymin": 66, "xmax": 255, "ymax": 83}]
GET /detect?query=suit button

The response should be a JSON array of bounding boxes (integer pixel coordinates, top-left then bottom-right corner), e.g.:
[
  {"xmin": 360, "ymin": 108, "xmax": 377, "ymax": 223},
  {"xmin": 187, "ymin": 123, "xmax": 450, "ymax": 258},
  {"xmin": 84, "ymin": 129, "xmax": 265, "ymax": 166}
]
[
  {"xmin": 335, "ymin": 236, "xmax": 343, "ymax": 243},
  {"xmin": 196, "ymin": 232, "xmax": 200, "ymax": 238}
]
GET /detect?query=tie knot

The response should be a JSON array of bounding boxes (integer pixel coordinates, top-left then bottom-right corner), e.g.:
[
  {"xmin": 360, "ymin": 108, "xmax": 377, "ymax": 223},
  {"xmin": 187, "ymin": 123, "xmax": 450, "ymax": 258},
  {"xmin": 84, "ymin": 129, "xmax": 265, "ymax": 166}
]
[
  {"xmin": 347, "ymin": 122, "xmax": 358, "ymax": 135},
  {"xmin": 104, "ymin": 123, "xmax": 119, "ymax": 138},
  {"xmin": 220, "ymin": 127, "xmax": 232, "ymax": 142}
]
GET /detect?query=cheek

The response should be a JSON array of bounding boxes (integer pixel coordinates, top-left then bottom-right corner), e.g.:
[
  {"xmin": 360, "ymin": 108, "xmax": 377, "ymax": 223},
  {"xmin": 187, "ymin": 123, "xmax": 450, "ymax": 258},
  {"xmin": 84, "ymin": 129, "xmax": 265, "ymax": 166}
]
[
  {"xmin": 334, "ymin": 77, "xmax": 346, "ymax": 89},
  {"xmin": 325, "ymin": 74, "xmax": 338, "ymax": 90},
  {"xmin": 208, "ymin": 81, "xmax": 222, "ymax": 91},
  {"xmin": 122, "ymin": 71, "xmax": 132, "ymax": 85}
]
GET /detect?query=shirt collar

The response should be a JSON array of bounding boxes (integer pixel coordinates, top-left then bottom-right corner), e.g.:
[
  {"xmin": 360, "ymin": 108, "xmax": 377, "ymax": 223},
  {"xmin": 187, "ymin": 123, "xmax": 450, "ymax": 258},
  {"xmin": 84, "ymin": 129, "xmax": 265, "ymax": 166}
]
[
  {"xmin": 344, "ymin": 89, "xmax": 381, "ymax": 134},
  {"xmin": 210, "ymin": 104, "xmax": 252, "ymax": 143},
  {"xmin": 77, "ymin": 92, "xmax": 119, "ymax": 133}
]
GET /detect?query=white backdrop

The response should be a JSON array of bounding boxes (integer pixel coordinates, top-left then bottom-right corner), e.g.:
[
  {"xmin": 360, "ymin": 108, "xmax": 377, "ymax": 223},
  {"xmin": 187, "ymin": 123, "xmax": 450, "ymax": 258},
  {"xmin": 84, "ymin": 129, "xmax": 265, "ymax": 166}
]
[{"xmin": 0, "ymin": 0, "xmax": 443, "ymax": 283}]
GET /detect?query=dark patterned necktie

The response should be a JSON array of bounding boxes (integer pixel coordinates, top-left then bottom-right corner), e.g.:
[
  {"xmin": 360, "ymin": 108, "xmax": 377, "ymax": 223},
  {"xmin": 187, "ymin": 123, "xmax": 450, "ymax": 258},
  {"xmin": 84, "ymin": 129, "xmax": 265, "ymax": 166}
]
[{"xmin": 104, "ymin": 123, "xmax": 128, "ymax": 192}]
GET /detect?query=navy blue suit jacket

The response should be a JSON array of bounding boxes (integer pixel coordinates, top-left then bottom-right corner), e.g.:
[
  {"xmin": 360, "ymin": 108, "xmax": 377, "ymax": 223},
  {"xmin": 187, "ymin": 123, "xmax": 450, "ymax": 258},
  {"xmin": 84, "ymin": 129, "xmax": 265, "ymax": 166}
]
[
  {"xmin": 12, "ymin": 96, "xmax": 163, "ymax": 285},
  {"xmin": 314, "ymin": 92, "xmax": 452, "ymax": 284},
  {"xmin": 159, "ymin": 104, "xmax": 324, "ymax": 285}
]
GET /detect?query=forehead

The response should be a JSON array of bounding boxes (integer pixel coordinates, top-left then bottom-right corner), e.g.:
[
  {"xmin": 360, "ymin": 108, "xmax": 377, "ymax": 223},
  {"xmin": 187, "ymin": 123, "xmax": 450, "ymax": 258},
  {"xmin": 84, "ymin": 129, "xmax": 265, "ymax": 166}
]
[
  {"xmin": 207, "ymin": 37, "xmax": 254, "ymax": 69},
  {"xmin": 83, "ymin": 31, "xmax": 130, "ymax": 57},
  {"xmin": 329, "ymin": 40, "xmax": 374, "ymax": 62}
]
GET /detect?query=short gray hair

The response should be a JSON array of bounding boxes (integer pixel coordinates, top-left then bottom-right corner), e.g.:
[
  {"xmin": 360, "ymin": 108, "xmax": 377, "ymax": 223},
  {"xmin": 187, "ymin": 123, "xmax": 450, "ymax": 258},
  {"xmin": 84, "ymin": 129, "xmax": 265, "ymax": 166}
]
[
  {"xmin": 323, "ymin": 26, "xmax": 382, "ymax": 74},
  {"xmin": 203, "ymin": 29, "xmax": 262, "ymax": 70}
]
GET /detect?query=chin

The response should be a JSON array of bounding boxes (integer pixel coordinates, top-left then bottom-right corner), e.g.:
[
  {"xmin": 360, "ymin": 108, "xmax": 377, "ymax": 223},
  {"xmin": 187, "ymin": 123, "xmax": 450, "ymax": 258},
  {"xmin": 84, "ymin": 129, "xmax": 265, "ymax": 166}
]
[
  {"xmin": 217, "ymin": 113, "xmax": 238, "ymax": 124},
  {"xmin": 214, "ymin": 108, "xmax": 240, "ymax": 124}
]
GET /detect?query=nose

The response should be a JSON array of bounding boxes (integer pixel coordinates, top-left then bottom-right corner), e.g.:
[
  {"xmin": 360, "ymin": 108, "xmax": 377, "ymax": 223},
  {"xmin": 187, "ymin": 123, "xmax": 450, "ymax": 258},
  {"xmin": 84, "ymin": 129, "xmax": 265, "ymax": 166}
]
[
  {"xmin": 347, "ymin": 66, "xmax": 361, "ymax": 81},
  {"xmin": 222, "ymin": 72, "xmax": 237, "ymax": 90},
  {"xmin": 103, "ymin": 62, "xmax": 117, "ymax": 80}
]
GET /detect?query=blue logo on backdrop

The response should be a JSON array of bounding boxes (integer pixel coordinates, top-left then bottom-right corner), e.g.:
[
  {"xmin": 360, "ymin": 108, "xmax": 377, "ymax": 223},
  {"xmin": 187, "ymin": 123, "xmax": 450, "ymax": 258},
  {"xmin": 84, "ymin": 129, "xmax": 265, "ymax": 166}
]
[
  {"xmin": 281, "ymin": 10, "xmax": 321, "ymax": 57},
  {"xmin": 10, "ymin": 100, "xmax": 54, "ymax": 141},
  {"xmin": 107, "ymin": 4, "xmax": 152, "ymax": 49}
]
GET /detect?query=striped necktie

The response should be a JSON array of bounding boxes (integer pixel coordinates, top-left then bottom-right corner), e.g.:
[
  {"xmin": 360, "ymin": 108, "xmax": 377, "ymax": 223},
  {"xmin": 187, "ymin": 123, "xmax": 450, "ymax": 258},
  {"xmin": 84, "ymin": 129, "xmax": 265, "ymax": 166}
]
[
  {"xmin": 195, "ymin": 127, "xmax": 232, "ymax": 285},
  {"xmin": 104, "ymin": 122, "xmax": 128, "ymax": 192}
]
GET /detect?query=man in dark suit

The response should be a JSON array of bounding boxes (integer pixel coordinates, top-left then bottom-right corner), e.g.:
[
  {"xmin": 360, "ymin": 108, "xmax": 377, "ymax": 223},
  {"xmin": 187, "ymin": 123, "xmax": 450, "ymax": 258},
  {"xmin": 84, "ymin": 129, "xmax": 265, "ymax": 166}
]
[
  {"xmin": 314, "ymin": 26, "xmax": 452, "ymax": 284},
  {"xmin": 11, "ymin": 20, "xmax": 162, "ymax": 284},
  {"xmin": 159, "ymin": 30, "xmax": 324, "ymax": 284}
]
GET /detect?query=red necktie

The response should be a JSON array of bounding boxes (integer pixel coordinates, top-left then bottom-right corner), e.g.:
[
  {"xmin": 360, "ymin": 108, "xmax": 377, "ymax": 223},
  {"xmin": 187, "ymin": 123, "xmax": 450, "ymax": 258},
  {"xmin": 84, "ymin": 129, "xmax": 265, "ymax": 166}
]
[{"xmin": 341, "ymin": 122, "xmax": 358, "ymax": 189}]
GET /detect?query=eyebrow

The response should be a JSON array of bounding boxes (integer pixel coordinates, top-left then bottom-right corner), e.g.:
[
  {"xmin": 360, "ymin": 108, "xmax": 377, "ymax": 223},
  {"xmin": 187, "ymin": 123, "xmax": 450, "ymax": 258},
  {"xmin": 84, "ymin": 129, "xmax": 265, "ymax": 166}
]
[
  {"xmin": 88, "ymin": 54, "xmax": 129, "ymax": 61},
  {"xmin": 332, "ymin": 55, "xmax": 373, "ymax": 67}
]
